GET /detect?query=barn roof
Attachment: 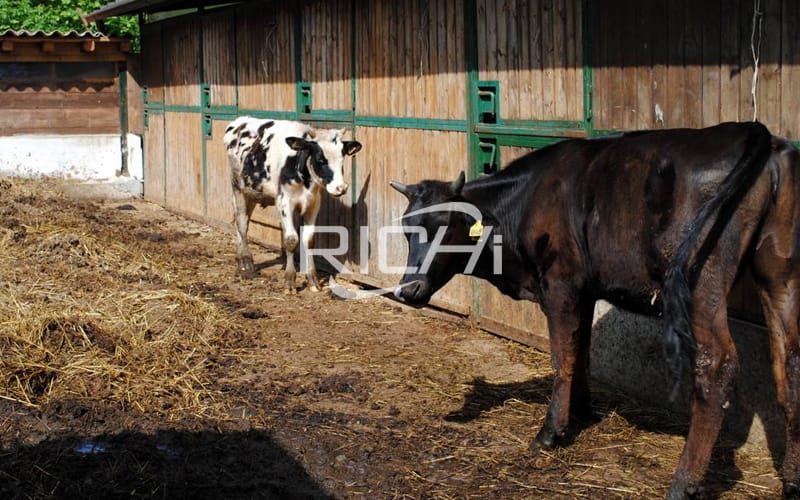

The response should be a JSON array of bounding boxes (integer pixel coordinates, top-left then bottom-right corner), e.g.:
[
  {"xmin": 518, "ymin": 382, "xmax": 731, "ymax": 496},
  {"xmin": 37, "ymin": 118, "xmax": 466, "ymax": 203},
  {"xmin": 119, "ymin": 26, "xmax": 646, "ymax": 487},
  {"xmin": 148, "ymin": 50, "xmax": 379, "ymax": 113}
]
[
  {"xmin": 84, "ymin": 0, "xmax": 238, "ymax": 22},
  {"xmin": 0, "ymin": 29, "xmax": 105, "ymax": 39}
]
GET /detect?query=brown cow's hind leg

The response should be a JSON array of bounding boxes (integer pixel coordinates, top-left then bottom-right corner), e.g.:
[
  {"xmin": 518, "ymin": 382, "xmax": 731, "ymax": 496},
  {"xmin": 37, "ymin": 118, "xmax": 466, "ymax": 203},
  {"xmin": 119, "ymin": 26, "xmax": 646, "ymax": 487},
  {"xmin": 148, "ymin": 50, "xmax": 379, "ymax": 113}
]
[
  {"xmin": 752, "ymin": 240, "xmax": 800, "ymax": 496},
  {"xmin": 668, "ymin": 304, "xmax": 738, "ymax": 500}
]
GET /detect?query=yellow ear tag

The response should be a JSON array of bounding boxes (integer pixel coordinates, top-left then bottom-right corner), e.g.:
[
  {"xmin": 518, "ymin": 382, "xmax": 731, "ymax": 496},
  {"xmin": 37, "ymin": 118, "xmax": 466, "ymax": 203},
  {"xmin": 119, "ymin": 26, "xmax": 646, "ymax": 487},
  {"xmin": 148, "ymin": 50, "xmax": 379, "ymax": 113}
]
[{"xmin": 469, "ymin": 220, "xmax": 484, "ymax": 240}]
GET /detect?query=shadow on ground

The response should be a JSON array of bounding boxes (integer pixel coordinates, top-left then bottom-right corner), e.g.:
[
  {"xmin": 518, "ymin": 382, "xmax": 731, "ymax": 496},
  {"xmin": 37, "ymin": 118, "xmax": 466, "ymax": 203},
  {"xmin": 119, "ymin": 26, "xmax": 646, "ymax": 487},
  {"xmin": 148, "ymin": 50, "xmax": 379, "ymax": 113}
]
[{"xmin": 0, "ymin": 429, "xmax": 331, "ymax": 499}]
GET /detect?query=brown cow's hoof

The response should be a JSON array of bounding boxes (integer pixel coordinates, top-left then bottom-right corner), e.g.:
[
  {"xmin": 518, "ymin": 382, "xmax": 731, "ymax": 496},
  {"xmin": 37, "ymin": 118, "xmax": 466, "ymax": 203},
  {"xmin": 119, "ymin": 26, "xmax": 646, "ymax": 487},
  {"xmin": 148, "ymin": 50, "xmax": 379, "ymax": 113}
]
[
  {"xmin": 667, "ymin": 473, "xmax": 704, "ymax": 500},
  {"xmin": 529, "ymin": 427, "xmax": 559, "ymax": 455}
]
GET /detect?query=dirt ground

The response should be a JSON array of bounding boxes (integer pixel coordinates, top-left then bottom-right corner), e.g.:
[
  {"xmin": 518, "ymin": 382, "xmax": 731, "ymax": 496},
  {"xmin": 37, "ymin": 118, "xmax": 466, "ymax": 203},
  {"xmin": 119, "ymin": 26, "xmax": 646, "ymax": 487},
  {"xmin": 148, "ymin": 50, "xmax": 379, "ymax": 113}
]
[{"xmin": 0, "ymin": 178, "xmax": 784, "ymax": 498}]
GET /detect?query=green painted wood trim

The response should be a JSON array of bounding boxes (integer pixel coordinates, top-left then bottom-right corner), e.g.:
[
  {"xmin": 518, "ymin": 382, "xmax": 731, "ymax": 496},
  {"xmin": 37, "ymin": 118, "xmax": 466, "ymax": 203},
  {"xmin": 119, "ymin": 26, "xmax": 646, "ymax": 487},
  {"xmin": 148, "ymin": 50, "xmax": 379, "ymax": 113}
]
[
  {"xmin": 464, "ymin": 0, "xmax": 482, "ymax": 323},
  {"xmin": 301, "ymin": 110, "xmax": 353, "ymax": 122},
  {"xmin": 475, "ymin": 121, "xmax": 585, "ymax": 138},
  {"xmin": 464, "ymin": 0, "xmax": 480, "ymax": 181},
  {"xmin": 494, "ymin": 135, "xmax": 567, "ymax": 149},
  {"xmin": 591, "ymin": 129, "xmax": 626, "ymax": 137},
  {"xmin": 162, "ymin": 105, "xmax": 203, "ymax": 113},
  {"xmin": 236, "ymin": 109, "xmax": 297, "ymax": 120},
  {"xmin": 582, "ymin": 0, "xmax": 594, "ymax": 136},
  {"xmin": 160, "ymin": 23, "xmax": 167, "ymax": 203},
  {"xmin": 355, "ymin": 116, "xmax": 467, "ymax": 132},
  {"xmin": 349, "ymin": 0, "xmax": 359, "ymax": 257},
  {"xmin": 199, "ymin": 11, "xmax": 208, "ymax": 218}
]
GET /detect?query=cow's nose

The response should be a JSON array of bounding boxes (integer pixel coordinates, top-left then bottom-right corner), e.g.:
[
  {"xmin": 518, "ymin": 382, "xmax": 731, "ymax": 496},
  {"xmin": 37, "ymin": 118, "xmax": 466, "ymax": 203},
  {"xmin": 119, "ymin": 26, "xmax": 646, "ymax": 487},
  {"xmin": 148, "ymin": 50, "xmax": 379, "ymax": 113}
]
[{"xmin": 333, "ymin": 183, "xmax": 348, "ymax": 196}]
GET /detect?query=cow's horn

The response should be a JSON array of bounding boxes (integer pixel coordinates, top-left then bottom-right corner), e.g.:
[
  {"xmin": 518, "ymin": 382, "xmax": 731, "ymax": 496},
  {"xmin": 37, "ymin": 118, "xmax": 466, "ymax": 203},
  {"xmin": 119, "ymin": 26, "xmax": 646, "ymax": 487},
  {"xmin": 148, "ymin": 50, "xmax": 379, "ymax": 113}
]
[
  {"xmin": 450, "ymin": 171, "xmax": 466, "ymax": 195},
  {"xmin": 390, "ymin": 181, "xmax": 410, "ymax": 197}
]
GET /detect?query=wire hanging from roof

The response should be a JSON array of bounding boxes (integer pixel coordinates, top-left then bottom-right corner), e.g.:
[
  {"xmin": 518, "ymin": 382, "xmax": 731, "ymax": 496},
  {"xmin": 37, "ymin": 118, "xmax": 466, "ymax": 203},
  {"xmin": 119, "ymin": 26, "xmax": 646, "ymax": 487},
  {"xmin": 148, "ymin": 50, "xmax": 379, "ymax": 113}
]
[{"xmin": 750, "ymin": 0, "xmax": 763, "ymax": 122}]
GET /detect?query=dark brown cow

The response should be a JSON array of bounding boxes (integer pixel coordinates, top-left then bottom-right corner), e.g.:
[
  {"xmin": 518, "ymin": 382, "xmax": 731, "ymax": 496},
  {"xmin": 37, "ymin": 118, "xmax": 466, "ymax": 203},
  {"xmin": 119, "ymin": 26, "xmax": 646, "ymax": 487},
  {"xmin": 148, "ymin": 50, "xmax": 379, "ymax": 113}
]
[{"xmin": 390, "ymin": 122, "xmax": 800, "ymax": 498}]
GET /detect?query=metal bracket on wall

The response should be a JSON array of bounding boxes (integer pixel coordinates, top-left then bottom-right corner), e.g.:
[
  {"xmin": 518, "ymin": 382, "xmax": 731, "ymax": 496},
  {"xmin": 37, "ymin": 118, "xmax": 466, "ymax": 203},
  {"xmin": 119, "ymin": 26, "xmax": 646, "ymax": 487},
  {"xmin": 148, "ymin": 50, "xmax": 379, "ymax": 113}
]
[
  {"xmin": 298, "ymin": 82, "xmax": 312, "ymax": 114},
  {"xmin": 478, "ymin": 137, "xmax": 499, "ymax": 175},
  {"xmin": 476, "ymin": 80, "xmax": 499, "ymax": 125},
  {"xmin": 201, "ymin": 83, "xmax": 212, "ymax": 138}
]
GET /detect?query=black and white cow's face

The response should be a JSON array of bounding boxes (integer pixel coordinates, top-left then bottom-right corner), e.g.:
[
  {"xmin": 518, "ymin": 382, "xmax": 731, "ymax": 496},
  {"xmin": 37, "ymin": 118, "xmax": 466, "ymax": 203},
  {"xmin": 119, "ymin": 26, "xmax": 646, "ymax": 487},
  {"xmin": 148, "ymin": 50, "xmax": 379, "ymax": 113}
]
[
  {"xmin": 390, "ymin": 172, "xmax": 472, "ymax": 306},
  {"xmin": 286, "ymin": 129, "xmax": 361, "ymax": 197}
]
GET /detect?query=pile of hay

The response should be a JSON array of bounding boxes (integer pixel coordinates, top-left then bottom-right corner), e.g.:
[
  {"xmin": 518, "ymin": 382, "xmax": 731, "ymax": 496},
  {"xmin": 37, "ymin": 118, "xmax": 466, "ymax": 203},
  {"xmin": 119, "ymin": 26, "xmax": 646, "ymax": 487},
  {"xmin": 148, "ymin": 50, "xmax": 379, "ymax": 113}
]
[{"xmin": 0, "ymin": 179, "xmax": 235, "ymax": 424}]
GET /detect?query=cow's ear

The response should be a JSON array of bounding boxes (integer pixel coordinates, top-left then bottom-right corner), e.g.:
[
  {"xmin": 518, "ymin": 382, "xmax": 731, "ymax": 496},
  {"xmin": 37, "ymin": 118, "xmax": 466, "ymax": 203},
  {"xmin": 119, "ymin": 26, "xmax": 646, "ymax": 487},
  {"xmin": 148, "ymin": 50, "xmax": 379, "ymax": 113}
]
[
  {"xmin": 450, "ymin": 171, "xmax": 466, "ymax": 196},
  {"xmin": 343, "ymin": 141, "xmax": 362, "ymax": 156},
  {"xmin": 286, "ymin": 137, "xmax": 310, "ymax": 151}
]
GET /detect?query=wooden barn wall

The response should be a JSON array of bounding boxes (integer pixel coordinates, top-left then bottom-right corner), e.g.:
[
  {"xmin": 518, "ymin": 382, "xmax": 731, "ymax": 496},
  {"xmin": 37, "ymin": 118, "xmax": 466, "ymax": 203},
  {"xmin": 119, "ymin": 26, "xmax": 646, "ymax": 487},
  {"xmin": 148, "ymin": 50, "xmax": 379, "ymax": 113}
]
[
  {"xmin": 355, "ymin": 0, "xmax": 467, "ymax": 120},
  {"xmin": 206, "ymin": 118, "xmax": 234, "ymax": 224},
  {"xmin": 476, "ymin": 0, "xmax": 583, "ymax": 122},
  {"xmin": 203, "ymin": 11, "xmax": 237, "ymax": 108},
  {"xmin": 141, "ymin": 22, "xmax": 166, "ymax": 205},
  {"xmin": 301, "ymin": 0, "xmax": 353, "ymax": 111},
  {"xmin": 353, "ymin": 127, "xmax": 472, "ymax": 314},
  {"xmin": 591, "ymin": 0, "xmax": 800, "ymax": 137},
  {"xmin": 235, "ymin": 4, "xmax": 295, "ymax": 112},
  {"xmin": 144, "ymin": 112, "xmax": 166, "ymax": 206},
  {"xmin": 135, "ymin": 0, "xmax": 800, "ymax": 349},
  {"xmin": 163, "ymin": 18, "xmax": 201, "ymax": 107},
  {"xmin": 0, "ymin": 85, "xmax": 120, "ymax": 136},
  {"xmin": 164, "ymin": 112, "xmax": 204, "ymax": 215}
]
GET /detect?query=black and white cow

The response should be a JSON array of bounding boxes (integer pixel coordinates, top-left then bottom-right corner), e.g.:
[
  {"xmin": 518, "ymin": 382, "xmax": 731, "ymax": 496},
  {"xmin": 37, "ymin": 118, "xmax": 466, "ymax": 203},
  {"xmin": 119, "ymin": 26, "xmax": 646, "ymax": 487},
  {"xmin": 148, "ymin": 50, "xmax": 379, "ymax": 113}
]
[{"xmin": 224, "ymin": 117, "xmax": 361, "ymax": 293}]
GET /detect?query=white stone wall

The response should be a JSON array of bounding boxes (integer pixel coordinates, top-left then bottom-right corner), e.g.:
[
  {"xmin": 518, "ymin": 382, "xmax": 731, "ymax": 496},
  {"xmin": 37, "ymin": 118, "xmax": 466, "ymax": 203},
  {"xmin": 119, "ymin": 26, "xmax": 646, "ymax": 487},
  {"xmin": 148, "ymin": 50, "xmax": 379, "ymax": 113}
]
[{"xmin": 0, "ymin": 133, "xmax": 143, "ymax": 182}]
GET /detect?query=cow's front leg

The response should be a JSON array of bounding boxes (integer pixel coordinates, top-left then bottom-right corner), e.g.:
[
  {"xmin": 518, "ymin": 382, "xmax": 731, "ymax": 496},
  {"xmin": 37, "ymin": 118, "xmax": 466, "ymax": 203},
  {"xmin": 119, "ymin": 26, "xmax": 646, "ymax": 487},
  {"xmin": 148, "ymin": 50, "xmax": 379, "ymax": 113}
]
[
  {"xmin": 278, "ymin": 193, "xmax": 299, "ymax": 294},
  {"xmin": 232, "ymin": 187, "xmax": 257, "ymax": 279},
  {"xmin": 300, "ymin": 197, "xmax": 322, "ymax": 292},
  {"xmin": 532, "ymin": 292, "xmax": 594, "ymax": 452}
]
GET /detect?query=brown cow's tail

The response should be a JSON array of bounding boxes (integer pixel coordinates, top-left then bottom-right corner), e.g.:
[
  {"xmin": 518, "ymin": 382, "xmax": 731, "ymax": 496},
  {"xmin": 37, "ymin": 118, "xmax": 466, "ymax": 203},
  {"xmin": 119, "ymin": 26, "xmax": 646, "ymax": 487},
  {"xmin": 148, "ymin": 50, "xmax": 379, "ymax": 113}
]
[{"xmin": 661, "ymin": 121, "xmax": 772, "ymax": 401}]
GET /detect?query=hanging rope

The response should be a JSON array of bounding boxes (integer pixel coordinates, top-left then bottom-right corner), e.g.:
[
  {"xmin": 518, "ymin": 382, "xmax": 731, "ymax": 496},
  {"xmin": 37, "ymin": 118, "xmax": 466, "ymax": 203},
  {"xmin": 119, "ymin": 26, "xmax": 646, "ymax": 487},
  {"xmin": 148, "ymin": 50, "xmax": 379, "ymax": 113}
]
[{"xmin": 750, "ymin": 0, "xmax": 763, "ymax": 122}]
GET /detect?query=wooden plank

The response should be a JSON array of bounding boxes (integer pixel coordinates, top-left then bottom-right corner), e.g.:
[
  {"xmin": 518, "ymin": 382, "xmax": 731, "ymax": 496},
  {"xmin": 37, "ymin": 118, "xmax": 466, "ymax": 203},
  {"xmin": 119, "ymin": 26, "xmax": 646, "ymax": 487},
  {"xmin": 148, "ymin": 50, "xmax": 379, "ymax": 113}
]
[
  {"xmin": 665, "ymin": 0, "xmax": 686, "ymax": 128},
  {"xmin": 0, "ymin": 88, "xmax": 119, "ymax": 108},
  {"xmin": 203, "ymin": 11, "xmax": 236, "ymax": 107},
  {"xmin": 719, "ymin": 0, "xmax": 741, "ymax": 123},
  {"xmin": 781, "ymin": 0, "xmax": 800, "ymax": 139},
  {"xmin": 143, "ymin": 112, "xmax": 166, "ymax": 205},
  {"xmin": 758, "ymin": 0, "xmax": 781, "ymax": 131},
  {"xmin": 140, "ymin": 23, "xmax": 164, "ymax": 103},
  {"xmin": 164, "ymin": 112, "xmax": 204, "ymax": 216},
  {"xmin": 125, "ymin": 58, "xmax": 145, "ymax": 136},
  {"xmin": 649, "ymin": 0, "xmax": 668, "ymax": 129},
  {"xmin": 591, "ymin": 1, "xmax": 608, "ymax": 128},
  {"xmin": 553, "ymin": 0, "xmax": 568, "ymax": 119},
  {"xmin": 701, "ymin": 0, "xmax": 722, "ymax": 127},
  {"xmin": 163, "ymin": 17, "xmax": 201, "ymax": 107},
  {"xmin": 0, "ymin": 107, "xmax": 119, "ymax": 135},
  {"xmin": 235, "ymin": 5, "xmax": 295, "ymax": 112},
  {"xmin": 541, "ymin": 0, "xmax": 555, "ymax": 119},
  {"xmin": 206, "ymin": 119, "xmax": 234, "ymax": 225},
  {"xmin": 738, "ymin": 0, "xmax": 756, "ymax": 123},
  {"xmin": 620, "ymin": 0, "xmax": 637, "ymax": 129},
  {"xmin": 635, "ymin": 0, "xmax": 654, "ymax": 129}
]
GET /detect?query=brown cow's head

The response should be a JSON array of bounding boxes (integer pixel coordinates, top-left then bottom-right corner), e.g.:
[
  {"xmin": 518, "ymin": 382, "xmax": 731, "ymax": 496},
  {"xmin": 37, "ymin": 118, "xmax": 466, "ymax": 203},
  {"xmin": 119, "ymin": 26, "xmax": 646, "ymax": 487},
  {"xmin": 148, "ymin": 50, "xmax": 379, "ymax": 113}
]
[{"xmin": 390, "ymin": 171, "xmax": 488, "ymax": 306}]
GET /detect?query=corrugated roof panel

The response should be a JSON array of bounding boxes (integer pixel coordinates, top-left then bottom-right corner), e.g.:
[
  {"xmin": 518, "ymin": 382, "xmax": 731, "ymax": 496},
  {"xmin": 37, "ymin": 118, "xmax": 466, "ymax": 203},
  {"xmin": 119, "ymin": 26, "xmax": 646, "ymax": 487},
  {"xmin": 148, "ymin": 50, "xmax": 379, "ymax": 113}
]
[
  {"xmin": 0, "ymin": 30, "xmax": 105, "ymax": 39},
  {"xmin": 85, "ymin": 0, "xmax": 232, "ymax": 22}
]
